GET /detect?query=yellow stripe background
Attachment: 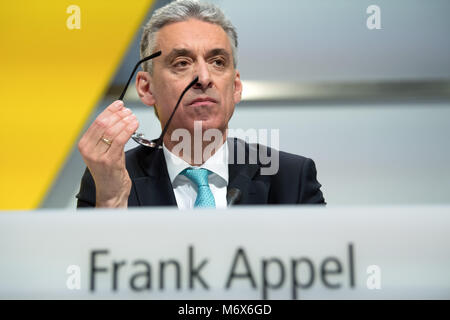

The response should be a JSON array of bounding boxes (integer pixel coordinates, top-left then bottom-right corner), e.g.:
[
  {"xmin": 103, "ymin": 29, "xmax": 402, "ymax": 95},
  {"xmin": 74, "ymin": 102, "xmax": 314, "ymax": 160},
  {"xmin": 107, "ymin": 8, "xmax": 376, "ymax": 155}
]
[{"xmin": 0, "ymin": 0, "xmax": 155, "ymax": 209}]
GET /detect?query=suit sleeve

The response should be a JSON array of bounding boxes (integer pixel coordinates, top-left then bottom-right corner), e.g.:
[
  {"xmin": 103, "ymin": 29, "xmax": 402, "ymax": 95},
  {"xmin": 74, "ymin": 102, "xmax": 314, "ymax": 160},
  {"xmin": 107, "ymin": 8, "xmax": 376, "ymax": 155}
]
[
  {"xmin": 297, "ymin": 158, "xmax": 326, "ymax": 204},
  {"xmin": 76, "ymin": 167, "xmax": 96, "ymax": 208}
]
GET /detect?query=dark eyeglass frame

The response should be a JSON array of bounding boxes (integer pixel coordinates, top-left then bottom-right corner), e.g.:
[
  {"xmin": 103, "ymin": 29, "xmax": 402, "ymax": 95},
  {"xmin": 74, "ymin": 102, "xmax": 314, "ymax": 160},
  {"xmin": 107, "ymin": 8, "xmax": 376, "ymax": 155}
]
[{"xmin": 119, "ymin": 50, "xmax": 198, "ymax": 149}]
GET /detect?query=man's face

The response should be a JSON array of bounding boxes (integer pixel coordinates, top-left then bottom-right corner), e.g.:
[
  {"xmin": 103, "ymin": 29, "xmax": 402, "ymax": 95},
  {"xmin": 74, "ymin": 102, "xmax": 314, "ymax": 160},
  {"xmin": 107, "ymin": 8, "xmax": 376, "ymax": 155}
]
[{"xmin": 142, "ymin": 18, "xmax": 242, "ymax": 137}]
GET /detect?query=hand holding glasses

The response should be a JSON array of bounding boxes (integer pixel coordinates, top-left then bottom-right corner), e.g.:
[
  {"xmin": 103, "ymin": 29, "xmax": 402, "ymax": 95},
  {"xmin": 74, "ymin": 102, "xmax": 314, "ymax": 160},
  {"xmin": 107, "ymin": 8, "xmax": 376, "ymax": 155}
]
[{"xmin": 118, "ymin": 50, "xmax": 199, "ymax": 149}]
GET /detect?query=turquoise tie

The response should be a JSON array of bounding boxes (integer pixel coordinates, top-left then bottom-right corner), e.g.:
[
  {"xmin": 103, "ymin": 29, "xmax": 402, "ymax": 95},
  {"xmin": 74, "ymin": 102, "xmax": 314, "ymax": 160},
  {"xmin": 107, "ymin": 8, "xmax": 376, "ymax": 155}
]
[{"xmin": 181, "ymin": 168, "xmax": 216, "ymax": 208}]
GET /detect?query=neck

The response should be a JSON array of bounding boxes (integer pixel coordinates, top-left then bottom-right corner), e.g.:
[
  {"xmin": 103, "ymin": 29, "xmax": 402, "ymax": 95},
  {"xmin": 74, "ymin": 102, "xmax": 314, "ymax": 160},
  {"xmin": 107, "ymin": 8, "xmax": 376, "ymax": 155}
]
[{"xmin": 163, "ymin": 128, "xmax": 227, "ymax": 166}]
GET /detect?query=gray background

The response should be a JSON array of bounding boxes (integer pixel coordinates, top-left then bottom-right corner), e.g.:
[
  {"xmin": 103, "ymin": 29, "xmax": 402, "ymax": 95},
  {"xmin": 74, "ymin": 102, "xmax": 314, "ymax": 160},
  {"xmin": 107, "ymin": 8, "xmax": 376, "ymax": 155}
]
[{"xmin": 42, "ymin": 0, "xmax": 450, "ymax": 208}]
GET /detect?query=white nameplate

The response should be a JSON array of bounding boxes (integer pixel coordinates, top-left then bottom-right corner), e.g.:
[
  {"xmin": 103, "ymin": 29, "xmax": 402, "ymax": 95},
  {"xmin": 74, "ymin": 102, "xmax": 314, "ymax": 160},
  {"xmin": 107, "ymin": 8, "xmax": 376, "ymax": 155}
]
[{"xmin": 0, "ymin": 206, "xmax": 449, "ymax": 299}]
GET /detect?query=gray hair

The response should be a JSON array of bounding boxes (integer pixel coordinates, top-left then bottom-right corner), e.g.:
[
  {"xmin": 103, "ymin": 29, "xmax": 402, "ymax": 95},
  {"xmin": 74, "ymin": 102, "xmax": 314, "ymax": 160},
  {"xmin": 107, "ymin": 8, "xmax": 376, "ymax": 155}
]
[{"xmin": 140, "ymin": 0, "xmax": 238, "ymax": 73}]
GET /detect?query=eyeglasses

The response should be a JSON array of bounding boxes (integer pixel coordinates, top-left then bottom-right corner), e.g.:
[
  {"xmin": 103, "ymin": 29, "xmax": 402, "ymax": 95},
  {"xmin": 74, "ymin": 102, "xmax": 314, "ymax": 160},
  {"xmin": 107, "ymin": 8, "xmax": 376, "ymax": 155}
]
[{"xmin": 118, "ymin": 50, "xmax": 199, "ymax": 149}]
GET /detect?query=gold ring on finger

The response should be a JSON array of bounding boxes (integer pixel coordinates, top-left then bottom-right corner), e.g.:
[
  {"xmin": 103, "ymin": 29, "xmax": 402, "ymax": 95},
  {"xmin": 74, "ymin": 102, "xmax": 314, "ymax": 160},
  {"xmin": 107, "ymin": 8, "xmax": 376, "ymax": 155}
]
[{"xmin": 101, "ymin": 137, "xmax": 113, "ymax": 146}]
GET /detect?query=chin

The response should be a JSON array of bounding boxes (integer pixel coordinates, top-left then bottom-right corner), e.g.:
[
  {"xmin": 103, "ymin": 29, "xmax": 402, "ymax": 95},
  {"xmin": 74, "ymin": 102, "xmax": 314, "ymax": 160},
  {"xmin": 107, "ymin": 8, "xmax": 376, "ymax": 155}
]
[
  {"xmin": 183, "ymin": 117, "xmax": 224, "ymax": 133},
  {"xmin": 201, "ymin": 118, "xmax": 226, "ymax": 130}
]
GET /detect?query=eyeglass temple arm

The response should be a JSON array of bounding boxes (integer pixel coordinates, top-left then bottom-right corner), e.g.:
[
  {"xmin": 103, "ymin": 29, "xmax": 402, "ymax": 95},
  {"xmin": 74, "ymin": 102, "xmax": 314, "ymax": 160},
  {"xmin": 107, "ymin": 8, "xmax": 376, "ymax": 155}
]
[
  {"xmin": 155, "ymin": 76, "xmax": 199, "ymax": 148},
  {"xmin": 118, "ymin": 51, "xmax": 162, "ymax": 101}
]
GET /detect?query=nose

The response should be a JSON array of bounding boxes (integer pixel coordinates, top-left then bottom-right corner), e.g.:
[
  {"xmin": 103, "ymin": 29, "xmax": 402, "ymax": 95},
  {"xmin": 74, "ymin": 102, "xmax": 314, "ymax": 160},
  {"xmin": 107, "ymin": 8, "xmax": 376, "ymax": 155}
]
[{"xmin": 193, "ymin": 59, "xmax": 212, "ymax": 90}]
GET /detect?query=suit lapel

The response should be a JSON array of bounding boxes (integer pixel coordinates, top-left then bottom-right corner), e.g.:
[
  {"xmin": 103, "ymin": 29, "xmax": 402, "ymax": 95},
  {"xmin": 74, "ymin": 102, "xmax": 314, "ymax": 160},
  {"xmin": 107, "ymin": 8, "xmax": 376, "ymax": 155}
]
[
  {"xmin": 227, "ymin": 138, "xmax": 269, "ymax": 204},
  {"xmin": 131, "ymin": 138, "xmax": 270, "ymax": 207},
  {"xmin": 133, "ymin": 147, "xmax": 177, "ymax": 207}
]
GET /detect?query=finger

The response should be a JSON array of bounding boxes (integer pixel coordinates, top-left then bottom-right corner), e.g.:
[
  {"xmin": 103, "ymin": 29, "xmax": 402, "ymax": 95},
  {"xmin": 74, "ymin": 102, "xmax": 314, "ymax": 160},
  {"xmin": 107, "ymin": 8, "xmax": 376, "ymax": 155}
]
[
  {"xmin": 96, "ymin": 114, "xmax": 137, "ymax": 154},
  {"xmin": 81, "ymin": 104, "xmax": 134, "ymax": 153},
  {"xmin": 107, "ymin": 119, "xmax": 140, "ymax": 159},
  {"xmin": 83, "ymin": 101, "xmax": 130, "ymax": 143},
  {"xmin": 96, "ymin": 106, "xmax": 133, "ymax": 131},
  {"xmin": 80, "ymin": 100, "xmax": 123, "ymax": 147},
  {"xmin": 90, "ymin": 107, "xmax": 133, "ymax": 145}
]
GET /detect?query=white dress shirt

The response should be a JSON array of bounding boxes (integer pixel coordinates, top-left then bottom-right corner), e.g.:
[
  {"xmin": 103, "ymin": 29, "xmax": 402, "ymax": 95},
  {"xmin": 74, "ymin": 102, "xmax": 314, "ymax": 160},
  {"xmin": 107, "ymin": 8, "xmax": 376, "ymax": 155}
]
[{"xmin": 162, "ymin": 140, "xmax": 229, "ymax": 209}]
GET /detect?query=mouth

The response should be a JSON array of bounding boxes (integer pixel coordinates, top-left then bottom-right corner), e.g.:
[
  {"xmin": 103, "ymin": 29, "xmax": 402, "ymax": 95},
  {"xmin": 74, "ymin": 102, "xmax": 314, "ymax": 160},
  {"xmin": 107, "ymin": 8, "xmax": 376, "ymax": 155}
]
[{"xmin": 187, "ymin": 96, "xmax": 218, "ymax": 107}]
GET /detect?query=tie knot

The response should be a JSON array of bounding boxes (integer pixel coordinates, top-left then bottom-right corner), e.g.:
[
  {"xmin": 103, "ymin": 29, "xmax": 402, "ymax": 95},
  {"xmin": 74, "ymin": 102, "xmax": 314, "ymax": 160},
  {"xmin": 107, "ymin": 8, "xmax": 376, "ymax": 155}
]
[{"xmin": 181, "ymin": 168, "xmax": 211, "ymax": 187}]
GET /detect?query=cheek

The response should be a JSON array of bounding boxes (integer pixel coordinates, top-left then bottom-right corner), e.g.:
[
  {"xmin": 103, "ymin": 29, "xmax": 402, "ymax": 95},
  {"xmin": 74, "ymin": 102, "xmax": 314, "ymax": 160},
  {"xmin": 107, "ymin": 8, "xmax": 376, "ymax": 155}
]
[
  {"xmin": 154, "ymin": 84, "xmax": 180, "ymax": 116},
  {"xmin": 224, "ymin": 85, "xmax": 237, "ymax": 113}
]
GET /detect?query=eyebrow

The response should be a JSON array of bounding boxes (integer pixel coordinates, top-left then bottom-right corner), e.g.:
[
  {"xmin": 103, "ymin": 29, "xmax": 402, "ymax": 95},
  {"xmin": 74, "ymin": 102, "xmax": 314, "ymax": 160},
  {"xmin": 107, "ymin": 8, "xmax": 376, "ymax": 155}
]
[
  {"xmin": 164, "ymin": 47, "xmax": 231, "ymax": 64},
  {"xmin": 164, "ymin": 48, "xmax": 192, "ymax": 64},
  {"xmin": 206, "ymin": 48, "xmax": 231, "ymax": 61}
]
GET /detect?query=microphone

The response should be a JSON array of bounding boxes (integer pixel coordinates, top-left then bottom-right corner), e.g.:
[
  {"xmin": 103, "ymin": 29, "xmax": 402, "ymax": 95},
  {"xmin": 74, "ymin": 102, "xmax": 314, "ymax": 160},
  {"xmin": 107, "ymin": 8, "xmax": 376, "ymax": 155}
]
[{"xmin": 227, "ymin": 188, "xmax": 242, "ymax": 206}]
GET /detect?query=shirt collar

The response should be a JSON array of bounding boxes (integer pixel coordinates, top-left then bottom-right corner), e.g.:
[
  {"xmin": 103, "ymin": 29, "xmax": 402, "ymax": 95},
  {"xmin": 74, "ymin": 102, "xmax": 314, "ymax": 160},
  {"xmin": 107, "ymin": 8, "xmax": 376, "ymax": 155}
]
[{"xmin": 163, "ymin": 140, "xmax": 229, "ymax": 184}]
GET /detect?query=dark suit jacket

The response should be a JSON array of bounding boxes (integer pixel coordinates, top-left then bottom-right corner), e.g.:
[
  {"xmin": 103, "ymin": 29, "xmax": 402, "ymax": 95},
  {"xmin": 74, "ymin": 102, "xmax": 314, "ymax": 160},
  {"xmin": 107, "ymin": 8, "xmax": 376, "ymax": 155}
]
[{"xmin": 76, "ymin": 137, "xmax": 325, "ymax": 207}]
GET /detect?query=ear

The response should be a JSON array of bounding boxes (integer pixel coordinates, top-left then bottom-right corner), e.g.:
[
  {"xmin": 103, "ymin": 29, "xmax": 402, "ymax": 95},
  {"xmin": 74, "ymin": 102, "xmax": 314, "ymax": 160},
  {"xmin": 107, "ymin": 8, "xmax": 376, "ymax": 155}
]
[
  {"xmin": 136, "ymin": 71, "xmax": 156, "ymax": 106},
  {"xmin": 233, "ymin": 70, "xmax": 242, "ymax": 105}
]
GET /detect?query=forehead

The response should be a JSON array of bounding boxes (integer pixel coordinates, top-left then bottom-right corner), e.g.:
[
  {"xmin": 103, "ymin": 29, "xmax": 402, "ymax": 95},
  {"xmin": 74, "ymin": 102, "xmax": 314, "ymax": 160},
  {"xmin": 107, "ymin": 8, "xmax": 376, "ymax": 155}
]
[{"xmin": 155, "ymin": 18, "xmax": 232, "ymax": 53}]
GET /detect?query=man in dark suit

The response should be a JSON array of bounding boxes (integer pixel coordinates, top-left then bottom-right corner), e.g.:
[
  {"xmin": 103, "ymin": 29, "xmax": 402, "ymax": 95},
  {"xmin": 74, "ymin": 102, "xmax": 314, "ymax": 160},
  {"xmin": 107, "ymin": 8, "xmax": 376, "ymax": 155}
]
[
  {"xmin": 76, "ymin": 0, "xmax": 325, "ymax": 208},
  {"xmin": 77, "ymin": 137, "xmax": 325, "ymax": 207}
]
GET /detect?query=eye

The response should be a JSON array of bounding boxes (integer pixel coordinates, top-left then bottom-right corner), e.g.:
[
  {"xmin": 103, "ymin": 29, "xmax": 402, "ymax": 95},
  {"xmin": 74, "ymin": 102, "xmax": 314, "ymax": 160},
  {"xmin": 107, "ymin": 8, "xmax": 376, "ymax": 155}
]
[
  {"xmin": 212, "ymin": 57, "xmax": 226, "ymax": 68},
  {"xmin": 173, "ymin": 59, "xmax": 191, "ymax": 69}
]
